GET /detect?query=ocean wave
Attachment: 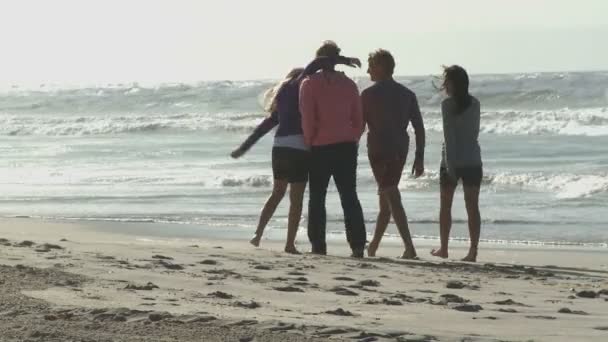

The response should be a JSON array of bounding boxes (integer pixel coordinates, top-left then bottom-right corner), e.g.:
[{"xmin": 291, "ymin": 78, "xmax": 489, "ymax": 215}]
[
  {"xmin": 0, "ymin": 112, "xmax": 262, "ymax": 136},
  {"xmin": 3, "ymin": 71, "xmax": 608, "ymax": 112},
  {"xmin": 0, "ymin": 108, "xmax": 608, "ymax": 136},
  {"xmin": 489, "ymin": 172, "xmax": 608, "ymax": 199},
  {"xmin": 2, "ymin": 106, "xmax": 607, "ymax": 136}
]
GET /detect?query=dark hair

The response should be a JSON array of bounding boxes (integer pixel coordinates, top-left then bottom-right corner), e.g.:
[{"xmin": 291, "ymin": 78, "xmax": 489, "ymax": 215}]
[
  {"xmin": 442, "ymin": 65, "xmax": 472, "ymax": 114},
  {"xmin": 368, "ymin": 49, "xmax": 395, "ymax": 74},
  {"xmin": 316, "ymin": 40, "xmax": 341, "ymax": 58}
]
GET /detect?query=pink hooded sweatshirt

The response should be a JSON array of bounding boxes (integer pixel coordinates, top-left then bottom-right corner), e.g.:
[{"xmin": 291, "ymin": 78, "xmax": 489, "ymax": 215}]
[{"xmin": 299, "ymin": 71, "xmax": 364, "ymax": 147}]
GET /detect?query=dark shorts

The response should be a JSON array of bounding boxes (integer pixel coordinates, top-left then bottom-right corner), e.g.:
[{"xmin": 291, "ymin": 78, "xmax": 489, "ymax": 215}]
[
  {"xmin": 369, "ymin": 156, "xmax": 407, "ymax": 190},
  {"xmin": 440, "ymin": 166, "xmax": 483, "ymax": 187},
  {"xmin": 272, "ymin": 147, "xmax": 310, "ymax": 183}
]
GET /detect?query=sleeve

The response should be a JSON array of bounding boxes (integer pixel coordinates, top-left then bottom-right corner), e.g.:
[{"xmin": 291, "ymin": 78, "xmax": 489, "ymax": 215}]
[
  {"xmin": 471, "ymin": 99, "xmax": 481, "ymax": 142},
  {"xmin": 299, "ymin": 78, "xmax": 316, "ymax": 146},
  {"xmin": 301, "ymin": 55, "xmax": 356, "ymax": 79},
  {"xmin": 236, "ymin": 113, "xmax": 278, "ymax": 153},
  {"xmin": 441, "ymin": 101, "xmax": 457, "ymax": 172},
  {"xmin": 410, "ymin": 94, "xmax": 426, "ymax": 160},
  {"xmin": 350, "ymin": 83, "xmax": 364, "ymax": 140},
  {"xmin": 360, "ymin": 90, "xmax": 370, "ymax": 134}
]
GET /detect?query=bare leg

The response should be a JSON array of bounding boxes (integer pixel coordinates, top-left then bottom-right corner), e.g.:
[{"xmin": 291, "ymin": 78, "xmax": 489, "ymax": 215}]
[
  {"xmin": 285, "ymin": 182, "xmax": 306, "ymax": 254},
  {"xmin": 462, "ymin": 185, "xmax": 481, "ymax": 262},
  {"xmin": 368, "ymin": 194, "xmax": 390, "ymax": 257},
  {"xmin": 250, "ymin": 179, "xmax": 288, "ymax": 247},
  {"xmin": 384, "ymin": 187, "xmax": 417, "ymax": 259},
  {"xmin": 431, "ymin": 183, "xmax": 456, "ymax": 258}
]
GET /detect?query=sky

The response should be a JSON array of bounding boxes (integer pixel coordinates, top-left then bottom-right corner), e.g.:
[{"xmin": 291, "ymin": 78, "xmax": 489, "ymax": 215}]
[{"xmin": 0, "ymin": 0, "xmax": 607, "ymax": 85}]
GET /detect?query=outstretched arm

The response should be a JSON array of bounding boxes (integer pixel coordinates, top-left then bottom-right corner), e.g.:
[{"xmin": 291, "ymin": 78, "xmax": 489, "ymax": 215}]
[
  {"xmin": 299, "ymin": 55, "xmax": 361, "ymax": 80},
  {"xmin": 231, "ymin": 113, "xmax": 279, "ymax": 158}
]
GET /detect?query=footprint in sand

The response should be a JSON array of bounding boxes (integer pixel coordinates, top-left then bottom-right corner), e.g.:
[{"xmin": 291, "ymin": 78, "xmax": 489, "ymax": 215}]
[
  {"xmin": 207, "ymin": 291, "xmax": 234, "ymax": 299},
  {"xmin": 234, "ymin": 301, "xmax": 261, "ymax": 309},
  {"xmin": 492, "ymin": 299, "xmax": 530, "ymax": 307},
  {"xmin": 273, "ymin": 286, "xmax": 305, "ymax": 293},
  {"xmin": 314, "ymin": 327, "xmax": 357, "ymax": 336},
  {"xmin": 287, "ymin": 271, "xmax": 307, "ymax": 276},
  {"xmin": 358, "ymin": 280, "xmax": 381, "ymax": 287},
  {"xmin": 125, "ymin": 282, "xmax": 159, "ymax": 291},
  {"xmin": 325, "ymin": 308, "xmax": 355, "ymax": 316},
  {"xmin": 14, "ymin": 240, "xmax": 36, "ymax": 248},
  {"xmin": 525, "ymin": 315, "xmax": 557, "ymax": 320},
  {"xmin": 446, "ymin": 280, "xmax": 466, "ymax": 289},
  {"xmin": 155, "ymin": 260, "xmax": 185, "ymax": 270},
  {"xmin": 439, "ymin": 294, "xmax": 469, "ymax": 304},
  {"xmin": 365, "ymin": 298, "xmax": 403, "ymax": 306},
  {"xmin": 333, "ymin": 276, "xmax": 355, "ymax": 281},
  {"xmin": 576, "ymin": 290, "xmax": 598, "ymax": 299},
  {"xmin": 330, "ymin": 286, "xmax": 359, "ymax": 296},
  {"xmin": 451, "ymin": 304, "xmax": 483, "ymax": 312},
  {"xmin": 151, "ymin": 255, "xmax": 173, "ymax": 260},
  {"xmin": 253, "ymin": 265, "xmax": 273, "ymax": 271},
  {"xmin": 558, "ymin": 308, "xmax": 589, "ymax": 315},
  {"xmin": 199, "ymin": 259, "xmax": 220, "ymax": 266}
]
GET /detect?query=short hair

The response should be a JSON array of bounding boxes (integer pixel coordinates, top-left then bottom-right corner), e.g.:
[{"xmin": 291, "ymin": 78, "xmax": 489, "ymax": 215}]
[
  {"xmin": 368, "ymin": 49, "xmax": 395, "ymax": 74},
  {"xmin": 316, "ymin": 40, "xmax": 341, "ymax": 58}
]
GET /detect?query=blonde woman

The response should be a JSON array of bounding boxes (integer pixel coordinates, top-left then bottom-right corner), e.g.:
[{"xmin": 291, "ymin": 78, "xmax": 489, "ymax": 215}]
[{"xmin": 231, "ymin": 55, "xmax": 360, "ymax": 254}]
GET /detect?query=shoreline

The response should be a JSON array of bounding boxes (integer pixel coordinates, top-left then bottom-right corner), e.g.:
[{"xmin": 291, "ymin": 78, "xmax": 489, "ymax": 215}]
[{"xmin": 3, "ymin": 215, "xmax": 606, "ymax": 250}]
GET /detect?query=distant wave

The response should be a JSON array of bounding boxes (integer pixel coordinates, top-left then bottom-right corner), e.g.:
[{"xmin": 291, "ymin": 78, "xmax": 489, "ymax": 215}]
[
  {"xmin": 1, "ymin": 107, "xmax": 607, "ymax": 136},
  {"xmin": 2, "ymin": 72, "xmax": 608, "ymax": 113},
  {"xmin": 394, "ymin": 171, "xmax": 608, "ymax": 199},
  {"xmin": 3, "ymin": 171, "xmax": 605, "ymax": 200}
]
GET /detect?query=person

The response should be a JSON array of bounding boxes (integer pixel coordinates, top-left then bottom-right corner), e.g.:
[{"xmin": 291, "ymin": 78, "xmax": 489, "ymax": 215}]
[
  {"xmin": 231, "ymin": 55, "xmax": 360, "ymax": 254},
  {"xmin": 431, "ymin": 65, "xmax": 483, "ymax": 262},
  {"xmin": 361, "ymin": 49, "xmax": 425, "ymax": 259},
  {"xmin": 299, "ymin": 41, "xmax": 366, "ymax": 258}
]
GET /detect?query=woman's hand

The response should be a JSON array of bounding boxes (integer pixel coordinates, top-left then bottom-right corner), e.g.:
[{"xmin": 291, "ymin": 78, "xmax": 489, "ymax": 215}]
[
  {"xmin": 230, "ymin": 147, "xmax": 245, "ymax": 159},
  {"xmin": 411, "ymin": 157, "xmax": 425, "ymax": 178},
  {"xmin": 347, "ymin": 57, "xmax": 361, "ymax": 68}
]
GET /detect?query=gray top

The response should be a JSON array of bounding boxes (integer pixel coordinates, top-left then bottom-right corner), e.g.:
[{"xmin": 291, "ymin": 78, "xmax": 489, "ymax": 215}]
[{"xmin": 440, "ymin": 96, "xmax": 482, "ymax": 169}]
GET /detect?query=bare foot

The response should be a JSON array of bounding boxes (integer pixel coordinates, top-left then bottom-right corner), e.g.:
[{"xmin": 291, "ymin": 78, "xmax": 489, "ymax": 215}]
[
  {"xmin": 284, "ymin": 246, "xmax": 301, "ymax": 255},
  {"xmin": 249, "ymin": 235, "xmax": 261, "ymax": 247},
  {"xmin": 367, "ymin": 240, "xmax": 379, "ymax": 257},
  {"xmin": 461, "ymin": 248, "xmax": 477, "ymax": 262},
  {"xmin": 431, "ymin": 248, "xmax": 448, "ymax": 259},
  {"xmin": 401, "ymin": 249, "xmax": 418, "ymax": 260}
]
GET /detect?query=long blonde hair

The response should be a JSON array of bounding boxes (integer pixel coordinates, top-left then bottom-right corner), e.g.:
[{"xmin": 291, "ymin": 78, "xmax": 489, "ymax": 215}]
[{"xmin": 263, "ymin": 67, "xmax": 304, "ymax": 113}]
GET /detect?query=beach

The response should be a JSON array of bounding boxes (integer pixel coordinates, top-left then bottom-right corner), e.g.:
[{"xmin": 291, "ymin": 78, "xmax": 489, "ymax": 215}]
[{"xmin": 1, "ymin": 218, "xmax": 607, "ymax": 341}]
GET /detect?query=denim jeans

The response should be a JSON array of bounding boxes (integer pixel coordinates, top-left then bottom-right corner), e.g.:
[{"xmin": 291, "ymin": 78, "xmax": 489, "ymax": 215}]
[{"xmin": 307, "ymin": 142, "xmax": 366, "ymax": 254}]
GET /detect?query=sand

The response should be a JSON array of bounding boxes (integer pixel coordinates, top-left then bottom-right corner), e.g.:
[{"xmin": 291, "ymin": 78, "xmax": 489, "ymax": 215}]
[{"xmin": 1, "ymin": 218, "xmax": 607, "ymax": 342}]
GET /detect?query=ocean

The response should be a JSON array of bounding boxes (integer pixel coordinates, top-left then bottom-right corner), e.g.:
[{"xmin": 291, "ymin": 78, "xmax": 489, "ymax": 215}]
[{"xmin": 1, "ymin": 71, "xmax": 607, "ymax": 247}]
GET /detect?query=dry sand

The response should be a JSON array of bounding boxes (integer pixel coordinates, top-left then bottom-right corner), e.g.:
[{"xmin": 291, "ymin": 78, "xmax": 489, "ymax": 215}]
[{"xmin": 1, "ymin": 218, "xmax": 607, "ymax": 342}]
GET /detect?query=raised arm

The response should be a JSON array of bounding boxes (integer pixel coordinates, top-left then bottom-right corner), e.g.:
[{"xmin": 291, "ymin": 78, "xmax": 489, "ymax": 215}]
[
  {"xmin": 231, "ymin": 112, "xmax": 278, "ymax": 158},
  {"xmin": 299, "ymin": 78, "xmax": 316, "ymax": 146}
]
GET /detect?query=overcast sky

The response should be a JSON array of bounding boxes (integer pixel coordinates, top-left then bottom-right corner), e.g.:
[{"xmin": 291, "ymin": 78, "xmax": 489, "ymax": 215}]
[{"xmin": 1, "ymin": 0, "xmax": 607, "ymax": 84}]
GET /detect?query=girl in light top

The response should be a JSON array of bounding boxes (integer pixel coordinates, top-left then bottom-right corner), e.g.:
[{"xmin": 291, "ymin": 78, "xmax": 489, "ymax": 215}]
[{"xmin": 431, "ymin": 65, "xmax": 483, "ymax": 262}]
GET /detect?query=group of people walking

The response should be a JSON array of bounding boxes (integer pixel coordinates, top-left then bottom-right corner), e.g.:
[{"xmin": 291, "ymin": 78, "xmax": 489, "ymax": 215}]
[{"xmin": 231, "ymin": 41, "xmax": 483, "ymax": 262}]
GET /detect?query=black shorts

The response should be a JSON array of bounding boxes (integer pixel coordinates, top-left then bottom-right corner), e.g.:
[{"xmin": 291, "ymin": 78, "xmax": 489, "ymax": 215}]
[
  {"xmin": 272, "ymin": 147, "xmax": 310, "ymax": 183},
  {"xmin": 440, "ymin": 166, "xmax": 483, "ymax": 187}
]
